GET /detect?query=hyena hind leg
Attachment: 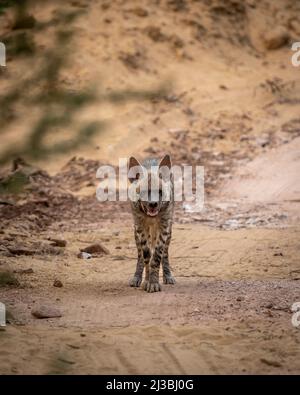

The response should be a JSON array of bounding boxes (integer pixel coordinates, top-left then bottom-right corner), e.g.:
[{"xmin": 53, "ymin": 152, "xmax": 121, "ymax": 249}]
[{"xmin": 162, "ymin": 257, "xmax": 176, "ymax": 284}]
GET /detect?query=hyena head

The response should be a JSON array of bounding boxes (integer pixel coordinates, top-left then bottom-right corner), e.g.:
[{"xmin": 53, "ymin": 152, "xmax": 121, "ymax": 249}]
[{"xmin": 128, "ymin": 155, "xmax": 173, "ymax": 217}]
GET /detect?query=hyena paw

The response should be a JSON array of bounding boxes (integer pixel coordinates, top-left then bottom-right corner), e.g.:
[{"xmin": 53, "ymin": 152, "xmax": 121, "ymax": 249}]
[
  {"xmin": 143, "ymin": 280, "xmax": 161, "ymax": 293},
  {"xmin": 129, "ymin": 276, "xmax": 142, "ymax": 287},
  {"xmin": 163, "ymin": 275, "xmax": 176, "ymax": 285}
]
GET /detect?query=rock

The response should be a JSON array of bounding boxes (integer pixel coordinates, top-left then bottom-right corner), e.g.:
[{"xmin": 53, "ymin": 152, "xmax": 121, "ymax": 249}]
[
  {"xmin": 260, "ymin": 358, "xmax": 282, "ymax": 368},
  {"xmin": 57, "ymin": 357, "xmax": 76, "ymax": 365},
  {"xmin": 53, "ymin": 279, "xmax": 63, "ymax": 288},
  {"xmin": 8, "ymin": 243, "xmax": 62, "ymax": 256},
  {"xmin": 80, "ymin": 243, "xmax": 109, "ymax": 256},
  {"xmin": 32, "ymin": 305, "xmax": 62, "ymax": 319},
  {"xmin": 131, "ymin": 7, "xmax": 148, "ymax": 17},
  {"xmin": 7, "ymin": 247, "xmax": 35, "ymax": 256},
  {"xmin": 262, "ymin": 27, "xmax": 289, "ymax": 50},
  {"xmin": 49, "ymin": 238, "xmax": 67, "ymax": 247},
  {"xmin": 77, "ymin": 251, "xmax": 92, "ymax": 259},
  {"xmin": 219, "ymin": 84, "xmax": 228, "ymax": 90},
  {"xmin": 12, "ymin": 14, "xmax": 36, "ymax": 30}
]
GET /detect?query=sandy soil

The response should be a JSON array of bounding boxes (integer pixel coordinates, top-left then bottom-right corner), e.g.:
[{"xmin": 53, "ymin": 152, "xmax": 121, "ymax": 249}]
[
  {"xmin": 1, "ymin": 223, "xmax": 300, "ymax": 374},
  {"xmin": 0, "ymin": 0, "xmax": 300, "ymax": 375}
]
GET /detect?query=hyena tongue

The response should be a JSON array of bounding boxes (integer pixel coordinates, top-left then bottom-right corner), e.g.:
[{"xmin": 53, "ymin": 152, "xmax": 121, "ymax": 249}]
[{"xmin": 147, "ymin": 208, "xmax": 159, "ymax": 216}]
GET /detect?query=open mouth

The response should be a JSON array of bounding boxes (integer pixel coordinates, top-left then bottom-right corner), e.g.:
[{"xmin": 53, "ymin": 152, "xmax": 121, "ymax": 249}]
[
  {"xmin": 146, "ymin": 208, "xmax": 159, "ymax": 217},
  {"xmin": 141, "ymin": 203, "xmax": 159, "ymax": 217}
]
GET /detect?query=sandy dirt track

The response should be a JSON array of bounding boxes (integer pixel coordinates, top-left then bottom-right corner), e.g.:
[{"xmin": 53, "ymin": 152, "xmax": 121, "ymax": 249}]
[
  {"xmin": 0, "ymin": 0, "xmax": 300, "ymax": 375},
  {"xmin": 1, "ymin": 224, "xmax": 300, "ymax": 374}
]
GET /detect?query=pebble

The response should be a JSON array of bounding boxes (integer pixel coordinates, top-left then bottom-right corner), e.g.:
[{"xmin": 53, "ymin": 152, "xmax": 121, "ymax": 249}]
[
  {"xmin": 80, "ymin": 243, "xmax": 109, "ymax": 256},
  {"xmin": 49, "ymin": 238, "xmax": 67, "ymax": 247},
  {"xmin": 77, "ymin": 252, "xmax": 92, "ymax": 259},
  {"xmin": 263, "ymin": 27, "xmax": 289, "ymax": 50},
  {"xmin": 53, "ymin": 279, "xmax": 63, "ymax": 288},
  {"xmin": 32, "ymin": 305, "xmax": 62, "ymax": 319}
]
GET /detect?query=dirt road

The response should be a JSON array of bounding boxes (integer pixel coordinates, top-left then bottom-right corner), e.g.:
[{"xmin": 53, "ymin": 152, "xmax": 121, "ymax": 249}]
[
  {"xmin": 1, "ymin": 223, "xmax": 300, "ymax": 374},
  {"xmin": 1, "ymin": 137, "xmax": 299, "ymax": 375},
  {"xmin": 0, "ymin": 0, "xmax": 300, "ymax": 375}
]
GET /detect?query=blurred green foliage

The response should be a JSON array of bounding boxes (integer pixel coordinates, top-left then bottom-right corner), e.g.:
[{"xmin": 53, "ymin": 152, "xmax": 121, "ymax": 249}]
[
  {"xmin": 0, "ymin": 0, "xmax": 14, "ymax": 15},
  {"xmin": 0, "ymin": 1, "xmax": 165, "ymax": 167}
]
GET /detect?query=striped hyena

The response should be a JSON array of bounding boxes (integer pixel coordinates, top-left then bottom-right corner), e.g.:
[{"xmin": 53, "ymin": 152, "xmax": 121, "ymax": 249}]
[{"xmin": 128, "ymin": 155, "xmax": 175, "ymax": 292}]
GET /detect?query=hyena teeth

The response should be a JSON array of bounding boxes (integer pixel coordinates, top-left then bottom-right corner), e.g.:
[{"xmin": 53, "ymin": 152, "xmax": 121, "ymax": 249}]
[{"xmin": 128, "ymin": 155, "xmax": 175, "ymax": 292}]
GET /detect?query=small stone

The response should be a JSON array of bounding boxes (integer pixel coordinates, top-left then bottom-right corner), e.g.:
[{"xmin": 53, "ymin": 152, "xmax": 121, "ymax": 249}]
[
  {"xmin": 260, "ymin": 358, "xmax": 282, "ymax": 368},
  {"xmin": 32, "ymin": 305, "xmax": 62, "ymax": 319},
  {"xmin": 236, "ymin": 296, "xmax": 244, "ymax": 302},
  {"xmin": 49, "ymin": 238, "xmax": 67, "ymax": 247},
  {"xmin": 80, "ymin": 243, "xmax": 109, "ymax": 256},
  {"xmin": 131, "ymin": 7, "xmax": 148, "ymax": 17},
  {"xmin": 53, "ymin": 279, "xmax": 63, "ymax": 288},
  {"xmin": 12, "ymin": 14, "xmax": 36, "ymax": 30},
  {"xmin": 77, "ymin": 252, "xmax": 92, "ymax": 259},
  {"xmin": 262, "ymin": 27, "xmax": 289, "ymax": 50},
  {"xmin": 8, "ymin": 247, "xmax": 35, "ymax": 256}
]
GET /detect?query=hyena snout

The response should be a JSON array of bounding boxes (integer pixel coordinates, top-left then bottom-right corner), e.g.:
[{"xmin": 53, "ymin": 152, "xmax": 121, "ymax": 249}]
[{"xmin": 141, "ymin": 201, "xmax": 160, "ymax": 217}]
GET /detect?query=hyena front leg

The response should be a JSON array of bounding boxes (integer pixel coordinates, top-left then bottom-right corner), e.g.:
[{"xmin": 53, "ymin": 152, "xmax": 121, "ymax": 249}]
[
  {"xmin": 144, "ymin": 233, "xmax": 167, "ymax": 293},
  {"xmin": 129, "ymin": 227, "xmax": 144, "ymax": 287},
  {"xmin": 142, "ymin": 243, "xmax": 151, "ymax": 291},
  {"xmin": 162, "ymin": 230, "xmax": 175, "ymax": 285}
]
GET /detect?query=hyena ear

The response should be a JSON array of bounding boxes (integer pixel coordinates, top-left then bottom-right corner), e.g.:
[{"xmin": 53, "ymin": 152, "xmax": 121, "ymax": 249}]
[
  {"xmin": 159, "ymin": 155, "xmax": 172, "ymax": 182},
  {"xmin": 159, "ymin": 154, "xmax": 172, "ymax": 170},
  {"xmin": 128, "ymin": 157, "xmax": 143, "ymax": 183}
]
